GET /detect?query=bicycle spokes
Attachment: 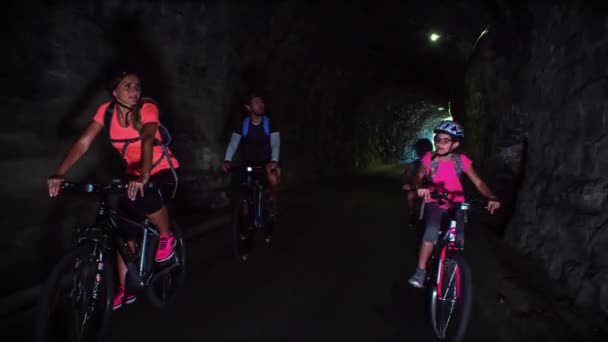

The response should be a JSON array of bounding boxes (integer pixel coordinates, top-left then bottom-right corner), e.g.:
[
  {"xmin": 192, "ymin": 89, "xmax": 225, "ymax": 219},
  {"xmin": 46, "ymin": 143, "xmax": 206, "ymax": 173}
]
[
  {"xmin": 431, "ymin": 258, "xmax": 461, "ymax": 340},
  {"xmin": 43, "ymin": 248, "xmax": 109, "ymax": 342}
]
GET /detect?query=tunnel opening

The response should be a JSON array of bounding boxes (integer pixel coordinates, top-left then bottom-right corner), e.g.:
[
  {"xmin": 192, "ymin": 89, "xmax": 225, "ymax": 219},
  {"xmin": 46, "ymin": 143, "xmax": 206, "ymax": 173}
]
[{"xmin": 352, "ymin": 87, "xmax": 456, "ymax": 168}]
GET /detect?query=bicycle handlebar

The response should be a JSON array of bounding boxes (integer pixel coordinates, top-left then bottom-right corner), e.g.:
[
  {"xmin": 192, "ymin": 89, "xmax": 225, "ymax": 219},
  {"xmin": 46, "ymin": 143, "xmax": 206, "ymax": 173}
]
[
  {"xmin": 426, "ymin": 190, "xmax": 488, "ymax": 210},
  {"xmin": 60, "ymin": 179, "xmax": 155, "ymax": 194},
  {"xmin": 228, "ymin": 165, "xmax": 266, "ymax": 173}
]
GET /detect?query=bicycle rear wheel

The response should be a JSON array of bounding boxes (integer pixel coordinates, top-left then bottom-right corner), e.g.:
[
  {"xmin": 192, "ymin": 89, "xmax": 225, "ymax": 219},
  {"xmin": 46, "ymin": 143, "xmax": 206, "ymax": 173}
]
[
  {"xmin": 231, "ymin": 201, "xmax": 253, "ymax": 261},
  {"xmin": 262, "ymin": 214, "xmax": 276, "ymax": 244},
  {"xmin": 428, "ymin": 251, "xmax": 473, "ymax": 342},
  {"xmin": 37, "ymin": 244, "xmax": 115, "ymax": 342},
  {"xmin": 146, "ymin": 221, "xmax": 187, "ymax": 308}
]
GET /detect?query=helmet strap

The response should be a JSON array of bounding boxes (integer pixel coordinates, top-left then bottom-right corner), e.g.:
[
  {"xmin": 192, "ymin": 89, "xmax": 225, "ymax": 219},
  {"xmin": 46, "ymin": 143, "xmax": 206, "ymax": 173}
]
[{"xmin": 435, "ymin": 141, "xmax": 456, "ymax": 157}]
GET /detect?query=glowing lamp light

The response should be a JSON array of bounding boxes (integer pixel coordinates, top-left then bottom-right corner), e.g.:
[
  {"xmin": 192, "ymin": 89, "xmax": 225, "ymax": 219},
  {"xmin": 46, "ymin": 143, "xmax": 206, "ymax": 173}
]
[
  {"xmin": 438, "ymin": 107, "xmax": 444, "ymax": 111},
  {"xmin": 429, "ymin": 33, "xmax": 441, "ymax": 42}
]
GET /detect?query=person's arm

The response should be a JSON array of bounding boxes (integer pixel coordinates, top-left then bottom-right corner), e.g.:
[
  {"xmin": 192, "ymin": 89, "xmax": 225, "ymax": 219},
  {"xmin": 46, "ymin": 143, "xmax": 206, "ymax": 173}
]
[
  {"xmin": 220, "ymin": 133, "xmax": 241, "ymax": 173},
  {"xmin": 48, "ymin": 121, "xmax": 103, "ymax": 197},
  {"xmin": 415, "ymin": 162, "xmax": 430, "ymax": 202},
  {"xmin": 139, "ymin": 123, "xmax": 158, "ymax": 183},
  {"xmin": 401, "ymin": 163, "xmax": 415, "ymax": 190},
  {"xmin": 224, "ymin": 133, "xmax": 241, "ymax": 162},
  {"xmin": 266, "ymin": 131, "xmax": 280, "ymax": 173},
  {"xmin": 464, "ymin": 165, "xmax": 497, "ymax": 200},
  {"xmin": 127, "ymin": 122, "xmax": 157, "ymax": 200},
  {"xmin": 464, "ymin": 165, "xmax": 501, "ymax": 213},
  {"xmin": 270, "ymin": 132, "xmax": 280, "ymax": 162}
]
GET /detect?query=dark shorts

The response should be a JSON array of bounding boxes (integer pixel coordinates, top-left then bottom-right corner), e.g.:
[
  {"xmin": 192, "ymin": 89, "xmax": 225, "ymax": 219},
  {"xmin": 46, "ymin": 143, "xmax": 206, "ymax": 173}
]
[
  {"xmin": 422, "ymin": 202, "xmax": 466, "ymax": 244},
  {"xmin": 119, "ymin": 168, "xmax": 178, "ymax": 239},
  {"xmin": 422, "ymin": 203, "xmax": 448, "ymax": 244}
]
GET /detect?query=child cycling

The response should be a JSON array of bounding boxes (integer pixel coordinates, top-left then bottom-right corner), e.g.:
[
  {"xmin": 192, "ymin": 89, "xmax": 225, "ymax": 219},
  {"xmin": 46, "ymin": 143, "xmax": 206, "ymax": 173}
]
[{"xmin": 408, "ymin": 120, "xmax": 501, "ymax": 288}]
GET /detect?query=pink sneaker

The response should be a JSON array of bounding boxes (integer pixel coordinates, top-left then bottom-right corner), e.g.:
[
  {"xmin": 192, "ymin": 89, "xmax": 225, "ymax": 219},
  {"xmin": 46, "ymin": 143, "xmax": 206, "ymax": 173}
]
[
  {"xmin": 113, "ymin": 287, "xmax": 136, "ymax": 310},
  {"xmin": 155, "ymin": 235, "xmax": 175, "ymax": 262}
]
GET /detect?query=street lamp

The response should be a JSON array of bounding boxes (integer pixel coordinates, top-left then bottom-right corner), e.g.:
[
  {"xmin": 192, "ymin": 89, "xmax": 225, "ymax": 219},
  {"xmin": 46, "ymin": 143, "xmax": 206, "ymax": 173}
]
[{"xmin": 429, "ymin": 33, "xmax": 441, "ymax": 42}]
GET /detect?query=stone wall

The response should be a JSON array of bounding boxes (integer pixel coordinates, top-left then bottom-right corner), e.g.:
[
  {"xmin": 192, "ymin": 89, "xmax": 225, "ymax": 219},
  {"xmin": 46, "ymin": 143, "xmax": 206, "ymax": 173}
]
[{"xmin": 464, "ymin": 3, "xmax": 608, "ymax": 317}]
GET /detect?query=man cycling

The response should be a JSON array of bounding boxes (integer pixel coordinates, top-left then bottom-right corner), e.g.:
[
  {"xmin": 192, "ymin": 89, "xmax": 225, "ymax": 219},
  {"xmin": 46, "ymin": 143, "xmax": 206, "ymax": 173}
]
[{"xmin": 220, "ymin": 93, "xmax": 281, "ymax": 218}]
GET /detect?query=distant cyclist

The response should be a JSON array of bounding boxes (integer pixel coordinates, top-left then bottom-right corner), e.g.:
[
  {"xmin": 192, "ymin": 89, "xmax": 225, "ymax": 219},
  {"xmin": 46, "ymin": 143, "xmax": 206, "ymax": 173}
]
[
  {"xmin": 220, "ymin": 93, "xmax": 281, "ymax": 216},
  {"xmin": 402, "ymin": 138, "xmax": 433, "ymax": 224},
  {"xmin": 408, "ymin": 120, "xmax": 500, "ymax": 288}
]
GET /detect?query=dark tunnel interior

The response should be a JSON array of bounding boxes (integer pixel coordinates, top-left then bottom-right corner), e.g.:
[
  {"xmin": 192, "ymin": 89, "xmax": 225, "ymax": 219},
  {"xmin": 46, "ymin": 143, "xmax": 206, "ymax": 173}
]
[{"xmin": 1, "ymin": 1, "xmax": 607, "ymax": 341}]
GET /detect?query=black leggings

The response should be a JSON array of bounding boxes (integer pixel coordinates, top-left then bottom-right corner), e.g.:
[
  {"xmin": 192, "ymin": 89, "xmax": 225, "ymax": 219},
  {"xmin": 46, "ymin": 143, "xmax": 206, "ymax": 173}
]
[{"xmin": 119, "ymin": 169, "xmax": 177, "ymax": 239}]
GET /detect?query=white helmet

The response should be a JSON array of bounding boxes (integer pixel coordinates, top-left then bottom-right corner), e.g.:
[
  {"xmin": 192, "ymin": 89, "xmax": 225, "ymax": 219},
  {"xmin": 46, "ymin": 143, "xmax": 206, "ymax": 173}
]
[{"xmin": 434, "ymin": 120, "xmax": 464, "ymax": 139}]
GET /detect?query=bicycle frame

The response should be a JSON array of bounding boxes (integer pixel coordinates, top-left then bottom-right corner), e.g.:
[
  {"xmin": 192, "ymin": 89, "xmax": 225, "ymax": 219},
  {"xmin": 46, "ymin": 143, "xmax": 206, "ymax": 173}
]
[
  {"xmin": 77, "ymin": 189, "xmax": 174, "ymax": 289},
  {"xmin": 39, "ymin": 180, "xmax": 186, "ymax": 342},
  {"xmin": 422, "ymin": 200, "xmax": 467, "ymax": 276},
  {"xmin": 420, "ymin": 192, "xmax": 483, "ymax": 341},
  {"xmin": 241, "ymin": 166, "xmax": 269, "ymax": 229}
]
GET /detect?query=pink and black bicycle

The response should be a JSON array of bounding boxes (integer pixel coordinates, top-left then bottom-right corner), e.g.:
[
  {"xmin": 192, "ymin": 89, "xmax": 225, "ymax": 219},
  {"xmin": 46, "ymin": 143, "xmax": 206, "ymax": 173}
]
[{"xmin": 421, "ymin": 191, "xmax": 488, "ymax": 342}]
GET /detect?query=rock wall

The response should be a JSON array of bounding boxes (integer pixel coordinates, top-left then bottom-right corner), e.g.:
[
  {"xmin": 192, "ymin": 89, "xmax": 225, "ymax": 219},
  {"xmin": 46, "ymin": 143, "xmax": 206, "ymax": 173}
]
[{"xmin": 464, "ymin": 3, "xmax": 608, "ymax": 317}]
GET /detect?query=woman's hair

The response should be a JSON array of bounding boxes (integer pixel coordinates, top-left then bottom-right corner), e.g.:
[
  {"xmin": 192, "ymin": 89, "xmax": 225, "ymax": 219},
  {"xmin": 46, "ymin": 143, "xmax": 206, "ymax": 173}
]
[
  {"xmin": 131, "ymin": 97, "xmax": 158, "ymax": 131},
  {"xmin": 107, "ymin": 70, "xmax": 131, "ymax": 92},
  {"xmin": 109, "ymin": 71, "xmax": 158, "ymax": 131}
]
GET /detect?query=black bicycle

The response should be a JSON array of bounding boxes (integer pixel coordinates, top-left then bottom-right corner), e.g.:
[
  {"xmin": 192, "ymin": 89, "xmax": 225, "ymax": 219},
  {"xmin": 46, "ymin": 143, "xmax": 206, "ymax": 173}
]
[
  {"xmin": 230, "ymin": 165, "xmax": 276, "ymax": 261},
  {"xmin": 420, "ymin": 191, "xmax": 487, "ymax": 342},
  {"xmin": 37, "ymin": 180, "xmax": 186, "ymax": 342}
]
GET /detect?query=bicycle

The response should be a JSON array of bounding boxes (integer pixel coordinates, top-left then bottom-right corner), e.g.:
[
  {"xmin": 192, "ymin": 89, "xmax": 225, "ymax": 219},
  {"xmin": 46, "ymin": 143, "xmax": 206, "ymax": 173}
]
[
  {"xmin": 37, "ymin": 179, "xmax": 186, "ymax": 342},
  {"xmin": 418, "ymin": 191, "xmax": 487, "ymax": 342},
  {"xmin": 230, "ymin": 165, "xmax": 276, "ymax": 261}
]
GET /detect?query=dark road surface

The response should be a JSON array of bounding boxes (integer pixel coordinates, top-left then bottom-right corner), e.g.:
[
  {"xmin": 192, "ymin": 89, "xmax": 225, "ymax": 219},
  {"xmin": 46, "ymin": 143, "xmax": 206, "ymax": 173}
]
[{"xmin": 1, "ymin": 168, "xmax": 597, "ymax": 342}]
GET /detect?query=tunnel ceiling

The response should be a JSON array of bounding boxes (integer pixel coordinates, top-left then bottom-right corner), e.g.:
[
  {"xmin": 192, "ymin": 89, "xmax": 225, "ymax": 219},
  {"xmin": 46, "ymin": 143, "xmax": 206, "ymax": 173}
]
[
  {"xmin": 1, "ymin": 0, "xmax": 498, "ymax": 171},
  {"xmin": 1, "ymin": 0, "xmax": 495, "ymax": 103}
]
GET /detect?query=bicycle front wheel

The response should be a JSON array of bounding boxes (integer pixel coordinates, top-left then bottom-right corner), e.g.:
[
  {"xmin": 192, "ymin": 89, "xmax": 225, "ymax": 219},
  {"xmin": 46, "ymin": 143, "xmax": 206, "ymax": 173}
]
[
  {"xmin": 37, "ymin": 244, "xmax": 115, "ymax": 342},
  {"xmin": 428, "ymin": 251, "xmax": 473, "ymax": 342}
]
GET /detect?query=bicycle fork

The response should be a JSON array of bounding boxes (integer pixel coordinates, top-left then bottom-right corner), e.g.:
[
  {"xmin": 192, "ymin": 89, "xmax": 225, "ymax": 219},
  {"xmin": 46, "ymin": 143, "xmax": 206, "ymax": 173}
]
[
  {"xmin": 436, "ymin": 221, "xmax": 461, "ymax": 294},
  {"xmin": 91, "ymin": 245, "xmax": 106, "ymax": 302},
  {"xmin": 252, "ymin": 184, "xmax": 265, "ymax": 228}
]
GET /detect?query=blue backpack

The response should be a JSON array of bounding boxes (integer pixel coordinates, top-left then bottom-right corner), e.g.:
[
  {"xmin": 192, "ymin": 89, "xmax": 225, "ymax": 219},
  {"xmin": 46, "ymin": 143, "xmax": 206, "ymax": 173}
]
[{"xmin": 242, "ymin": 116, "xmax": 270, "ymax": 138}]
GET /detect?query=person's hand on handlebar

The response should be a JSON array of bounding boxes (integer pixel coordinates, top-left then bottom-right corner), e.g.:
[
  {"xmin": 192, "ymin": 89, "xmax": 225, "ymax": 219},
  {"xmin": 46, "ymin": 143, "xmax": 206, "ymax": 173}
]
[
  {"xmin": 128, "ymin": 174, "xmax": 149, "ymax": 201},
  {"xmin": 417, "ymin": 187, "xmax": 430, "ymax": 202},
  {"xmin": 220, "ymin": 161, "xmax": 231, "ymax": 174},
  {"xmin": 47, "ymin": 175, "xmax": 65, "ymax": 198},
  {"xmin": 487, "ymin": 199, "xmax": 501, "ymax": 214},
  {"xmin": 265, "ymin": 161, "xmax": 278, "ymax": 173}
]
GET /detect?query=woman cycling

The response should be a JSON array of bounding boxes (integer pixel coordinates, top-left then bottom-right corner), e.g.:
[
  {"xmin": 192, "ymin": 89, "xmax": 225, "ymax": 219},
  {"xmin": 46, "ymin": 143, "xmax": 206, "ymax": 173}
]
[{"xmin": 47, "ymin": 70, "xmax": 180, "ymax": 309}]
